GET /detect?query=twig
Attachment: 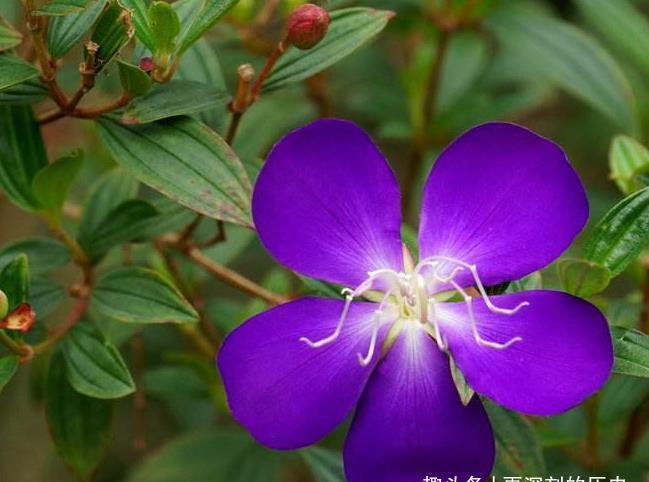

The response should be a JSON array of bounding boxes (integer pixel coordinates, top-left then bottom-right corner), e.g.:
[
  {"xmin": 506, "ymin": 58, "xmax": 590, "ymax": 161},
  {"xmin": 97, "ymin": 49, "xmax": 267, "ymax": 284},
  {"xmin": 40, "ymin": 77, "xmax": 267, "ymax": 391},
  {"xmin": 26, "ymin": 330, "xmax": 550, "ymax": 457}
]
[{"xmin": 0, "ymin": 330, "xmax": 32, "ymax": 361}]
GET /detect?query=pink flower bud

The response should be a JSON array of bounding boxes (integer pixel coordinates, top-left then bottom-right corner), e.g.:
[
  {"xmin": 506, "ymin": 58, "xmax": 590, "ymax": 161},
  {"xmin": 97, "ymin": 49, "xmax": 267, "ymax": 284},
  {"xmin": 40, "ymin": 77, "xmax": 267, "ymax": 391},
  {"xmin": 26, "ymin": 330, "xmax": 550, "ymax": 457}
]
[
  {"xmin": 286, "ymin": 4, "xmax": 330, "ymax": 50},
  {"xmin": 139, "ymin": 56, "xmax": 155, "ymax": 73},
  {"xmin": 0, "ymin": 303, "xmax": 36, "ymax": 333}
]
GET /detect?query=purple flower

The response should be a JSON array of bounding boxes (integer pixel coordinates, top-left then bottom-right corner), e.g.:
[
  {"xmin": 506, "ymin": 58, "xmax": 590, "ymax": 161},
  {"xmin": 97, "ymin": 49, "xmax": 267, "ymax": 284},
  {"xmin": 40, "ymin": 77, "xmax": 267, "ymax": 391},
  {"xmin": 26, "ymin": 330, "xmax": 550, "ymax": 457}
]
[{"xmin": 218, "ymin": 119, "xmax": 614, "ymax": 480}]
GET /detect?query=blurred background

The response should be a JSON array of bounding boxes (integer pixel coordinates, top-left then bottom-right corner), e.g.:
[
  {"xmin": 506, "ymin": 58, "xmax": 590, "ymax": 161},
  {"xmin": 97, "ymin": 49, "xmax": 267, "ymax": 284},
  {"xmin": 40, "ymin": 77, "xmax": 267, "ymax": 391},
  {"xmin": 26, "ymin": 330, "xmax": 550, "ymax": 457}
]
[{"xmin": 1, "ymin": 0, "xmax": 649, "ymax": 480}]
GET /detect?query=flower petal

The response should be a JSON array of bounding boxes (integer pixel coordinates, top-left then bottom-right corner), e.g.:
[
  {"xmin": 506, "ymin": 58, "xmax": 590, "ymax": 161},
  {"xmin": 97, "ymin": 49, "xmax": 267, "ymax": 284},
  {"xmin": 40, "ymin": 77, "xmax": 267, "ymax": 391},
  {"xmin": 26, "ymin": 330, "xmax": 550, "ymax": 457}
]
[
  {"xmin": 217, "ymin": 296, "xmax": 390, "ymax": 450},
  {"xmin": 419, "ymin": 122, "xmax": 588, "ymax": 287},
  {"xmin": 437, "ymin": 290, "xmax": 613, "ymax": 415},
  {"xmin": 344, "ymin": 323, "xmax": 494, "ymax": 482},
  {"xmin": 253, "ymin": 118, "xmax": 403, "ymax": 287}
]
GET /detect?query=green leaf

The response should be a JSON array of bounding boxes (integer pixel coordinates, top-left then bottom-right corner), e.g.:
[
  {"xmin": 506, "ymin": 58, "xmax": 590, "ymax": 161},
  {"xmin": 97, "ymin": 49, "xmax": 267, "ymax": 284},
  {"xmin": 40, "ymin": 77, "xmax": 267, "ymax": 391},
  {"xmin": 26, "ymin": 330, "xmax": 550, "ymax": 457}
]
[
  {"xmin": 32, "ymin": 150, "xmax": 83, "ymax": 222},
  {"xmin": 149, "ymin": 1, "xmax": 180, "ymax": 56},
  {"xmin": 598, "ymin": 375, "xmax": 649, "ymax": 424},
  {"xmin": 264, "ymin": 8, "xmax": 393, "ymax": 93},
  {"xmin": 485, "ymin": 401, "xmax": 546, "ymax": 475},
  {"xmin": 34, "ymin": 0, "xmax": 88, "ymax": 16},
  {"xmin": 176, "ymin": 0, "xmax": 239, "ymax": 54},
  {"xmin": 45, "ymin": 351, "xmax": 112, "ymax": 481},
  {"xmin": 91, "ymin": 267, "xmax": 199, "ymax": 324},
  {"xmin": 120, "ymin": 0, "xmax": 154, "ymax": 51},
  {"xmin": 556, "ymin": 257, "xmax": 611, "ymax": 297},
  {"xmin": 31, "ymin": 278, "xmax": 65, "ymax": 318},
  {"xmin": 0, "ymin": 105, "xmax": 47, "ymax": 211},
  {"xmin": 89, "ymin": 0, "xmax": 133, "ymax": 71},
  {"xmin": 0, "ymin": 17, "xmax": 22, "ymax": 52},
  {"xmin": 121, "ymin": 80, "xmax": 229, "ymax": 124},
  {"xmin": 80, "ymin": 199, "xmax": 160, "ymax": 261},
  {"xmin": 301, "ymin": 447, "xmax": 345, "ymax": 482},
  {"xmin": 0, "ymin": 237, "xmax": 70, "ymax": 274},
  {"xmin": 0, "ymin": 254, "xmax": 29, "ymax": 310},
  {"xmin": 486, "ymin": 3, "xmax": 637, "ymax": 133},
  {"xmin": 47, "ymin": 0, "xmax": 108, "ymax": 58},
  {"xmin": 576, "ymin": 0, "xmax": 649, "ymax": 79},
  {"xmin": 96, "ymin": 116, "xmax": 252, "ymax": 226},
  {"xmin": 0, "ymin": 78, "xmax": 48, "ymax": 104},
  {"xmin": 609, "ymin": 135, "xmax": 649, "ymax": 195},
  {"xmin": 585, "ymin": 187, "xmax": 649, "ymax": 276},
  {"xmin": 118, "ymin": 60, "xmax": 153, "ymax": 97},
  {"xmin": 78, "ymin": 168, "xmax": 139, "ymax": 249},
  {"xmin": 0, "ymin": 355, "xmax": 19, "ymax": 393},
  {"xmin": 62, "ymin": 322, "xmax": 135, "ymax": 399},
  {"xmin": 0, "ymin": 54, "xmax": 40, "ymax": 91},
  {"xmin": 611, "ymin": 326, "xmax": 649, "ymax": 378},
  {"xmin": 127, "ymin": 429, "xmax": 284, "ymax": 482}
]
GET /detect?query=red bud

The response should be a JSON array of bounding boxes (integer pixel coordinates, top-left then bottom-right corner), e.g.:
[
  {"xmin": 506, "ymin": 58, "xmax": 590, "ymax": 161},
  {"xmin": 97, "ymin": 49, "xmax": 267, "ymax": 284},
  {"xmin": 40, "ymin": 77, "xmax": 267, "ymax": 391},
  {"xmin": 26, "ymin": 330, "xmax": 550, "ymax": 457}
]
[
  {"xmin": 286, "ymin": 4, "xmax": 330, "ymax": 50},
  {"xmin": 139, "ymin": 56, "xmax": 155, "ymax": 73},
  {"xmin": 0, "ymin": 303, "xmax": 36, "ymax": 333}
]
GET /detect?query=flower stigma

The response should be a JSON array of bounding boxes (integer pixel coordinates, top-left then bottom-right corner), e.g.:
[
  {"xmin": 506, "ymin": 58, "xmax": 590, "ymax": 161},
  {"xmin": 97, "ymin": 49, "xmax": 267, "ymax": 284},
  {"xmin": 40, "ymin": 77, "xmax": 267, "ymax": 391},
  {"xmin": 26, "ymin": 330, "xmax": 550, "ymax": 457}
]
[{"xmin": 299, "ymin": 254, "xmax": 530, "ymax": 366}]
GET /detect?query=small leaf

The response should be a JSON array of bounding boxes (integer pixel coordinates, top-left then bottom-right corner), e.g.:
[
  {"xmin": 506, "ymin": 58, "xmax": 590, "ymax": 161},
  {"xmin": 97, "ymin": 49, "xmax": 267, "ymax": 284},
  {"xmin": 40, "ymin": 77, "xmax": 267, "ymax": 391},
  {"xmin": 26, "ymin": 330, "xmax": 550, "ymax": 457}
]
[
  {"xmin": 0, "ymin": 105, "xmax": 48, "ymax": 211},
  {"xmin": 78, "ymin": 168, "xmax": 139, "ymax": 249},
  {"xmin": 0, "ymin": 237, "xmax": 70, "ymax": 273},
  {"xmin": 0, "ymin": 17, "xmax": 22, "ymax": 52},
  {"xmin": 609, "ymin": 135, "xmax": 649, "ymax": 195},
  {"xmin": 485, "ymin": 3, "xmax": 637, "ymax": 133},
  {"xmin": 0, "ymin": 78, "xmax": 48, "ymax": 105},
  {"xmin": 118, "ymin": 60, "xmax": 152, "ymax": 97},
  {"xmin": 301, "ymin": 447, "xmax": 345, "ymax": 482},
  {"xmin": 80, "ymin": 199, "xmax": 160, "ymax": 261},
  {"xmin": 47, "ymin": 0, "xmax": 108, "ymax": 58},
  {"xmin": 45, "ymin": 351, "xmax": 112, "ymax": 481},
  {"xmin": 576, "ymin": 0, "xmax": 649, "ymax": 79},
  {"xmin": 127, "ymin": 429, "xmax": 283, "ymax": 482},
  {"xmin": 89, "ymin": 0, "xmax": 133, "ymax": 71},
  {"xmin": 0, "ymin": 355, "xmax": 19, "ymax": 393},
  {"xmin": 62, "ymin": 322, "xmax": 135, "ymax": 399},
  {"xmin": 176, "ymin": 0, "xmax": 239, "ymax": 54},
  {"xmin": 0, "ymin": 54, "xmax": 40, "ymax": 91},
  {"xmin": 484, "ymin": 401, "xmax": 546, "ymax": 475},
  {"xmin": 121, "ymin": 80, "xmax": 229, "ymax": 124},
  {"xmin": 91, "ymin": 267, "xmax": 199, "ymax": 324},
  {"xmin": 585, "ymin": 187, "xmax": 649, "ymax": 276},
  {"xmin": 32, "ymin": 150, "xmax": 83, "ymax": 222},
  {"xmin": 149, "ymin": 1, "xmax": 180, "ymax": 56},
  {"xmin": 264, "ymin": 8, "xmax": 393, "ymax": 93},
  {"xmin": 120, "ymin": 0, "xmax": 154, "ymax": 51},
  {"xmin": 556, "ymin": 257, "xmax": 611, "ymax": 297},
  {"xmin": 96, "ymin": 116, "xmax": 252, "ymax": 226},
  {"xmin": 0, "ymin": 254, "xmax": 29, "ymax": 310},
  {"xmin": 33, "ymin": 0, "xmax": 88, "ymax": 16},
  {"xmin": 611, "ymin": 326, "xmax": 649, "ymax": 378}
]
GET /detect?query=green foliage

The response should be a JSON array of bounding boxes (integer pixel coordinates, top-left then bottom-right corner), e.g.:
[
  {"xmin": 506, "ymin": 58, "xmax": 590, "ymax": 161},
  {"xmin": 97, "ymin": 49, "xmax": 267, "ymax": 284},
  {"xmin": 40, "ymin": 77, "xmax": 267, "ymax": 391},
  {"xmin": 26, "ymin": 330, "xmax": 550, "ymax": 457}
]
[
  {"xmin": 0, "ymin": 237, "xmax": 70, "ymax": 273},
  {"xmin": 90, "ymin": 267, "xmax": 199, "ymax": 324},
  {"xmin": 148, "ymin": 1, "xmax": 180, "ymax": 58},
  {"xmin": 45, "ymin": 352, "xmax": 112, "ymax": 481},
  {"xmin": 0, "ymin": 17, "xmax": 22, "ymax": 51},
  {"xmin": 47, "ymin": 0, "xmax": 108, "ymax": 58},
  {"xmin": 0, "ymin": 55, "xmax": 40, "ymax": 91},
  {"xmin": 32, "ymin": 150, "xmax": 83, "ymax": 223},
  {"xmin": 62, "ymin": 321, "xmax": 135, "ymax": 399},
  {"xmin": 89, "ymin": 0, "xmax": 133, "ymax": 71},
  {"xmin": 0, "ymin": 355, "xmax": 19, "ymax": 393},
  {"xmin": 96, "ymin": 116, "xmax": 252, "ymax": 226},
  {"xmin": 611, "ymin": 326, "xmax": 649, "ymax": 378},
  {"xmin": 300, "ymin": 447, "xmax": 346, "ymax": 482},
  {"xmin": 33, "ymin": 0, "xmax": 89, "ymax": 16},
  {"xmin": 175, "ymin": 0, "xmax": 239, "ymax": 54},
  {"xmin": 610, "ymin": 135, "xmax": 649, "ymax": 195},
  {"xmin": 0, "ymin": 254, "xmax": 29, "ymax": 310},
  {"xmin": 117, "ymin": 60, "xmax": 153, "ymax": 97},
  {"xmin": 557, "ymin": 258, "xmax": 611, "ymax": 297}
]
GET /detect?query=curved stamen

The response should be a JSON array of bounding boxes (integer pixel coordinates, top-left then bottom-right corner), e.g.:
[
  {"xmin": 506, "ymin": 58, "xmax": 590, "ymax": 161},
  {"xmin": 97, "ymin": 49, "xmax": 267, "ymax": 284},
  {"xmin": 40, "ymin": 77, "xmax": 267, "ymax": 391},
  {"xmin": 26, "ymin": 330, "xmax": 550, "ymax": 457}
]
[
  {"xmin": 357, "ymin": 290, "xmax": 394, "ymax": 366},
  {"xmin": 427, "ymin": 300, "xmax": 447, "ymax": 351}
]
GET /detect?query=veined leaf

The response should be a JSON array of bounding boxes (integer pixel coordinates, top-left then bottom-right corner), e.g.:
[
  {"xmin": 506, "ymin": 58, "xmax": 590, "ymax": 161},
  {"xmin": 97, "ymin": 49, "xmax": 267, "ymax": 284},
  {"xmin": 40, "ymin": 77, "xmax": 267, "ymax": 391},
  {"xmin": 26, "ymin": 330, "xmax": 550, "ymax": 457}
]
[
  {"xmin": 0, "ymin": 79, "xmax": 48, "ymax": 104},
  {"xmin": 31, "ymin": 277, "xmax": 65, "ymax": 318},
  {"xmin": 264, "ymin": 8, "xmax": 393, "ymax": 93},
  {"xmin": 0, "ymin": 17, "xmax": 22, "ymax": 51},
  {"xmin": 611, "ymin": 326, "xmax": 649, "ymax": 378},
  {"xmin": 176, "ymin": 0, "xmax": 239, "ymax": 54},
  {"xmin": 0, "ymin": 355, "xmax": 19, "ymax": 393},
  {"xmin": 486, "ymin": 3, "xmax": 637, "ymax": 133},
  {"xmin": 0, "ymin": 55, "xmax": 40, "ymax": 91},
  {"xmin": 118, "ymin": 60, "xmax": 153, "ymax": 97},
  {"xmin": 91, "ymin": 267, "xmax": 199, "ymax": 324},
  {"xmin": 96, "ymin": 116, "xmax": 252, "ymax": 226},
  {"xmin": 121, "ymin": 80, "xmax": 229, "ymax": 124},
  {"xmin": 556, "ymin": 258, "xmax": 611, "ymax": 297},
  {"xmin": 0, "ymin": 237, "xmax": 70, "ymax": 274},
  {"xmin": 34, "ymin": 0, "xmax": 89, "ymax": 16},
  {"xmin": 45, "ymin": 351, "xmax": 112, "ymax": 481},
  {"xmin": 301, "ymin": 447, "xmax": 345, "ymax": 482},
  {"xmin": 585, "ymin": 187, "xmax": 649, "ymax": 276},
  {"xmin": 47, "ymin": 0, "xmax": 108, "ymax": 58},
  {"xmin": 0, "ymin": 254, "xmax": 29, "ymax": 310},
  {"xmin": 62, "ymin": 322, "xmax": 135, "ymax": 399},
  {"xmin": 609, "ymin": 135, "xmax": 649, "ymax": 195},
  {"xmin": 89, "ymin": 0, "xmax": 133, "ymax": 71},
  {"xmin": 120, "ymin": 0, "xmax": 154, "ymax": 51},
  {"xmin": 32, "ymin": 150, "xmax": 83, "ymax": 222}
]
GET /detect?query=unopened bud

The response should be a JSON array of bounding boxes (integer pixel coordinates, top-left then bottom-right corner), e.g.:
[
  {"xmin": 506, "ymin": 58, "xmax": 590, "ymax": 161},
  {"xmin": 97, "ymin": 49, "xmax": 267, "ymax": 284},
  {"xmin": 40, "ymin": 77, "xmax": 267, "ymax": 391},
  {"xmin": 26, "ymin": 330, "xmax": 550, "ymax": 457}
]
[
  {"xmin": 0, "ymin": 303, "xmax": 36, "ymax": 333},
  {"xmin": 286, "ymin": 4, "xmax": 330, "ymax": 50},
  {"xmin": 0, "ymin": 290, "xmax": 7, "ymax": 319},
  {"xmin": 139, "ymin": 56, "xmax": 155, "ymax": 73}
]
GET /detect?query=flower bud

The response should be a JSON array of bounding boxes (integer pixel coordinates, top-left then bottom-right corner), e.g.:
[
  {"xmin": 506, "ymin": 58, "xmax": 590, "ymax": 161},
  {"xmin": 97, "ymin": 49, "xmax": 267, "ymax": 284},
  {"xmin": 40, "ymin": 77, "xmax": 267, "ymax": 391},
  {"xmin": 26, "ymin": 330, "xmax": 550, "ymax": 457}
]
[
  {"xmin": 286, "ymin": 4, "xmax": 330, "ymax": 50},
  {"xmin": 139, "ymin": 56, "xmax": 155, "ymax": 73},
  {"xmin": 0, "ymin": 303, "xmax": 36, "ymax": 333}
]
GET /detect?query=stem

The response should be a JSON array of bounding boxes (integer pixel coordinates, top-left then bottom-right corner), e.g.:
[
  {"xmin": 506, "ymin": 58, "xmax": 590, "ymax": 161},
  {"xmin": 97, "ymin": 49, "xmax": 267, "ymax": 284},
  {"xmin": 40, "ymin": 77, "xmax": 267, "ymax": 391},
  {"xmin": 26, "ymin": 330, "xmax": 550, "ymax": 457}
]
[
  {"xmin": 402, "ymin": 29, "xmax": 451, "ymax": 216},
  {"xmin": 0, "ymin": 330, "xmax": 32, "ymax": 360},
  {"xmin": 250, "ymin": 40, "xmax": 285, "ymax": 99},
  {"xmin": 184, "ymin": 246, "xmax": 288, "ymax": 306},
  {"xmin": 39, "ymin": 92, "xmax": 132, "ymax": 124}
]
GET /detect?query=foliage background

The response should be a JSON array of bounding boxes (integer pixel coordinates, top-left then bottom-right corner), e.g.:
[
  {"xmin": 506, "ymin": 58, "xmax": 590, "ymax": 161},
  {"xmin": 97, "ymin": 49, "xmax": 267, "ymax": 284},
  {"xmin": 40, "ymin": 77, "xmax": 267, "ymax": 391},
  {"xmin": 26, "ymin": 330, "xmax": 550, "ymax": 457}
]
[{"xmin": 1, "ymin": 0, "xmax": 649, "ymax": 480}]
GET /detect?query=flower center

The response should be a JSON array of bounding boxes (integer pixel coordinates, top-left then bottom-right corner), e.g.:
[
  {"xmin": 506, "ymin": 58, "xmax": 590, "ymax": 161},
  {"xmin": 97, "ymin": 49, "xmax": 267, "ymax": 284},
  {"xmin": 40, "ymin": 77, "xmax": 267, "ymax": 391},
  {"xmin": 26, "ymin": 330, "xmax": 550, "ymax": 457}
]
[{"xmin": 299, "ymin": 255, "xmax": 529, "ymax": 366}]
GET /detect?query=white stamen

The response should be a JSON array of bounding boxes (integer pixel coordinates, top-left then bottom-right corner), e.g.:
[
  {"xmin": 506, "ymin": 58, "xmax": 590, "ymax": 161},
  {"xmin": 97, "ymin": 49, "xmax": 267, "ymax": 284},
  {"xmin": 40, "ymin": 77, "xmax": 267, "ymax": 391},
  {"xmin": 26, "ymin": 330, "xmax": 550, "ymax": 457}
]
[{"xmin": 357, "ymin": 289, "xmax": 394, "ymax": 366}]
